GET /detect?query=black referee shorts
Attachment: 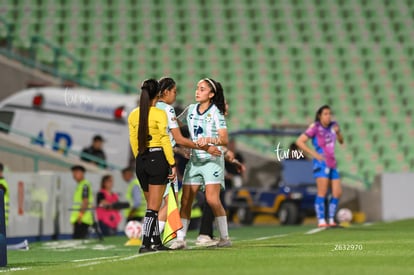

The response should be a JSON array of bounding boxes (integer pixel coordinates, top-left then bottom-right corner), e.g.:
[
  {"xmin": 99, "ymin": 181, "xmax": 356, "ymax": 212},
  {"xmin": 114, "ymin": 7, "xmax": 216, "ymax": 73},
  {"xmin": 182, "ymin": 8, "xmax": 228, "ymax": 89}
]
[{"xmin": 135, "ymin": 148, "xmax": 170, "ymax": 192}]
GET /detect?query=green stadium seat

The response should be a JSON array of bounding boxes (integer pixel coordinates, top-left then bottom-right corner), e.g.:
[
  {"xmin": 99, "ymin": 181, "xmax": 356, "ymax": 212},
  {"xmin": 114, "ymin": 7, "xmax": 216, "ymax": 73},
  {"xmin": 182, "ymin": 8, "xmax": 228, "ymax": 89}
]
[{"xmin": 2, "ymin": 0, "xmax": 414, "ymax": 183}]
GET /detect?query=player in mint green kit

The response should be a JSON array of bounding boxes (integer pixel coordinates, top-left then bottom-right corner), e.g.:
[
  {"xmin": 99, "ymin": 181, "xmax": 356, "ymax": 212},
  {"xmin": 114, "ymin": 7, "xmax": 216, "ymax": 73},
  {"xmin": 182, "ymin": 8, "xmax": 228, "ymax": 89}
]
[
  {"xmin": 156, "ymin": 77, "xmax": 221, "ymax": 235},
  {"xmin": 170, "ymin": 78, "xmax": 231, "ymax": 249},
  {"xmin": 296, "ymin": 105, "xmax": 344, "ymax": 228}
]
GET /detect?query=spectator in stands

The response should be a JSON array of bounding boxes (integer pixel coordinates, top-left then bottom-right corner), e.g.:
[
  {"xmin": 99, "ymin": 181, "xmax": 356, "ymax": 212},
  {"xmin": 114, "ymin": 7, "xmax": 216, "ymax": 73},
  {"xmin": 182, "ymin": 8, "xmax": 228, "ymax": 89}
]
[
  {"xmin": 81, "ymin": 135, "xmax": 107, "ymax": 168},
  {"xmin": 96, "ymin": 174, "xmax": 121, "ymax": 236},
  {"xmin": 121, "ymin": 167, "xmax": 147, "ymax": 222},
  {"xmin": 70, "ymin": 165, "xmax": 94, "ymax": 239},
  {"xmin": 296, "ymin": 105, "xmax": 344, "ymax": 228},
  {"xmin": 0, "ymin": 163, "xmax": 9, "ymax": 226}
]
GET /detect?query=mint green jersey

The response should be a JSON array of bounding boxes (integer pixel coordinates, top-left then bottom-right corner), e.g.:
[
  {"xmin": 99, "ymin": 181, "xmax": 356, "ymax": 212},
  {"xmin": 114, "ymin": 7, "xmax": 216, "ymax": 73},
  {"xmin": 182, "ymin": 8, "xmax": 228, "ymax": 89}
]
[
  {"xmin": 186, "ymin": 103, "xmax": 227, "ymax": 161},
  {"xmin": 156, "ymin": 101, "xmax": 179, "ymax": 147}
]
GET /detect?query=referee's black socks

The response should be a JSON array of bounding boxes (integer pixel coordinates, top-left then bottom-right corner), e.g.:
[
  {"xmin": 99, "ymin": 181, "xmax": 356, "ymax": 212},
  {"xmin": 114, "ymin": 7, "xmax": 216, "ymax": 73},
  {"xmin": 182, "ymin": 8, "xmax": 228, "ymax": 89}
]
[{"xmin": 142, "ymin": 209, "xmax": 161, "ymax": 247}]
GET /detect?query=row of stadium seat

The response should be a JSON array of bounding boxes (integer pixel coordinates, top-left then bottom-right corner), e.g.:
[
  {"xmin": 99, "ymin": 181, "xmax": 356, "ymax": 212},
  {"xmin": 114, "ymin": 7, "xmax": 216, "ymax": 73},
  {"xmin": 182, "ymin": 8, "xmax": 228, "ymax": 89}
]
[
  {"xmin": 4, "ymin": 0, "xmax": 414, "ymax": 47},
  {"xmin": 1, "ymin": 0, "xmax": 413, "ymax": 183}
]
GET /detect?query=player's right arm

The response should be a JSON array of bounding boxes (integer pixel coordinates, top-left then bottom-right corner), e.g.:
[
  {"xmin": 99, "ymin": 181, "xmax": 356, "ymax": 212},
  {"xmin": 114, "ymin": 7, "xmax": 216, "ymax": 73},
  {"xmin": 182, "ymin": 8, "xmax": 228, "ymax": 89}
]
[
  {"xmin": 169, "ymin": 105, "xmax": 221, "ymax": 156},
  {"xmin": 296, "ymin": 123, "xmax": 324, "ymax": 161},
  {"xmin": 171, "ymin": 128, "xmax": 221, "ymax": 156}
]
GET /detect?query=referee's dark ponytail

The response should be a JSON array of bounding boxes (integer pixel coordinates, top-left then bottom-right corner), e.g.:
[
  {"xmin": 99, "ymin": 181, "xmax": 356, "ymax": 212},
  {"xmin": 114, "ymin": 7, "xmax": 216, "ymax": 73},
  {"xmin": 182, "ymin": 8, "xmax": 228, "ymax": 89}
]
[
  {"xmin": 203, "ymin": 78, "xmax": 226, "ymax": 115},
  {"xmin": 138, "ymin": 79, "xmax": 160, "ymax": 154}
]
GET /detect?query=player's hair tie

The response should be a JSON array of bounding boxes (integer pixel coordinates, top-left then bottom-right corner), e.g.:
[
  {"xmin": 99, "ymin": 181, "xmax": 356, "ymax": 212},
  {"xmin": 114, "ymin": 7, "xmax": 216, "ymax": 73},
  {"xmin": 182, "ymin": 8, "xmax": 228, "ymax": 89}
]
[{"xmin": 204, "ymin": 78, "xmax": 217, "ymax": 93}]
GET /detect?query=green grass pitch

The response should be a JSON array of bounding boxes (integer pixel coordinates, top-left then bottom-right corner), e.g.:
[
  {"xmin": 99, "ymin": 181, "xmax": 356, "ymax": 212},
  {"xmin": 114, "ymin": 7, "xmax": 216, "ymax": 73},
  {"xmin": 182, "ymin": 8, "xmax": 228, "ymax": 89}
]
[{"xmin": 3, "ymin": 219, "xmax": 414, "ymax": 275}]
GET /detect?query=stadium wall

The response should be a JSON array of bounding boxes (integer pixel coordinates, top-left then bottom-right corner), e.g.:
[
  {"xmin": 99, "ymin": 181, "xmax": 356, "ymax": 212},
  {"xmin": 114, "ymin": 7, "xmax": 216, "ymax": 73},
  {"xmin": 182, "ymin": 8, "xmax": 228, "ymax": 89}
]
[
  {"xmin": 0, "ymin": 132, "xmax": 101, "ymax": 172},
  {"xmin": 5, "ymin": 171, "xmax": 126, "ymax": 241},
  {"xmin": 380, "ymin": 173, "xmax": 414, "ymax": 221},
  {"xmin": 358, "ymin": 173, "xmax": 414, "ymax": 222},
  {"xmin": 0, "ymin": 55, "xmax": 60, "ymax": 101}
]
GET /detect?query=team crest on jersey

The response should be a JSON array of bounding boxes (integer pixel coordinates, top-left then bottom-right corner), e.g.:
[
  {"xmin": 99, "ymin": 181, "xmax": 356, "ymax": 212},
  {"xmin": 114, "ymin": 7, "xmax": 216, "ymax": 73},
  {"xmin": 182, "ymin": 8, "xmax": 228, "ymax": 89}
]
[{"xmin": 206, "ymin": 114, "xmax": 212, "ymax": 122}]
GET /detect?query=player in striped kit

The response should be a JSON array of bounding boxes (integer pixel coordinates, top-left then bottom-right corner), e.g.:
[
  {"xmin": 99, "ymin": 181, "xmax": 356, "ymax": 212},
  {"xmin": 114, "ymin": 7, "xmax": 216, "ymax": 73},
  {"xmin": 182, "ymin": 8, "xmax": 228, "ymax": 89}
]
[
  {"xmin": 155, "ymin": 77, "xmax": 221, "ymax": 234},
  {"xmin": 170, "ymin": 78, "xmax": 231, "ymax": 249}
]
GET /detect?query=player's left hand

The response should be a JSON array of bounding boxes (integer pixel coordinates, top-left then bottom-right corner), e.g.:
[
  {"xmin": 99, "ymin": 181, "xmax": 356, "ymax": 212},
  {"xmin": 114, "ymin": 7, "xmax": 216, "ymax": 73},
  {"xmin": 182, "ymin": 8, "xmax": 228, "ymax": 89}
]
[
  {"xmin": 333, "ymin": 124, "xmax": 340, "ymax": 134},
  {"xmin": 225, "ymin": 150, "xmax": 235, "ymax": 162},
  {"xmin": 206, "ymin": 145, "xmax": 222, "ymax": 156},
  {"xmin": 196, "ymin": 137, "xmax": 207, "ymax": 147},
  {"xmin": 233, "ymin": 159, "xmax": 246, "ymax": 173}
]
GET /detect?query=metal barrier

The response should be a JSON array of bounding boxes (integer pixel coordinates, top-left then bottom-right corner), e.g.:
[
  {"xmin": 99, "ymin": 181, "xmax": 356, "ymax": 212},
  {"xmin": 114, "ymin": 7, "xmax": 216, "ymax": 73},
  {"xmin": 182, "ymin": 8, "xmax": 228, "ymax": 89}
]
[
  {"xmin": 0, "ymin": 121, "xmax": 121, "ymax": 172},
  {"xmin": 0, "ymin": 17, "xmax": 138, "ymax": 94}
]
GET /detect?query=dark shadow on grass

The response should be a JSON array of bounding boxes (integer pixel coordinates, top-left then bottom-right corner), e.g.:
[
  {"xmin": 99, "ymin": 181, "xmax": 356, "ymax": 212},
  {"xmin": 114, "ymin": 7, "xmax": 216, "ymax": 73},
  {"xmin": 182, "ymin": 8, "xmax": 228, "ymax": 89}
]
[
  {"xmin": 339, "ymin": 227, "xmax": 386, "ymax": 232},
  {"xmin": 5, "ymin": 262, "xmax": 61, "ymax": 268}
]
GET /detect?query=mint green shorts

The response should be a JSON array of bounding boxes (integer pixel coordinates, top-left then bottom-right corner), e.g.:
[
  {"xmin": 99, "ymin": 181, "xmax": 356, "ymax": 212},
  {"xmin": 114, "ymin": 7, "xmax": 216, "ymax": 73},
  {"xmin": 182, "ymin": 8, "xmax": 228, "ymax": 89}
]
[{"xmin": 183, "ymin": 157, "xmax": 225, "ymax": 189}]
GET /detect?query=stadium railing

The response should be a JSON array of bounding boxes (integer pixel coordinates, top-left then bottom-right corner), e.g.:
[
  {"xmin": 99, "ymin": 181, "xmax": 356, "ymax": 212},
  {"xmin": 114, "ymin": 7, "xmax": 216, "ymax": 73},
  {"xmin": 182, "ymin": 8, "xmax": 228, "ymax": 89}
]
[
  {"xmin": 0, "ymin": 16, "xmax": 135, "ymax": 94},
  {"xmin": 0, "ymin": 121, "xmax": 121, "ymax": 172}
]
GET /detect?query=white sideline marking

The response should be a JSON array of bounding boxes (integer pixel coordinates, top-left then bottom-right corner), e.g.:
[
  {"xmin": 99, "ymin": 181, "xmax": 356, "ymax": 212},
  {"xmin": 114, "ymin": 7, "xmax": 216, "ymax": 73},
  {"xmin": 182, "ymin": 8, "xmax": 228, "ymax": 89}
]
[
  {"xmin": 72, "ymin": 256, "xmax": 119, "ymax": 262},
  {"xmin": 305, "ymin": 227, "xmax": 326, "ymax": 235},
  {"xmin": 254, "ymin": 234, "xmax": 288, "ymax": 241},
  {"xmin": 236, "ymin": 234, "xmax": 288, "ymax": 243},
  {"xmin": 187, "ymin": 235, "xmax": 288, "ymax": 250},
  {"xmin": 0, "ymin": 267, "xmax": 30, "ymax": 272},
  {"xmin": 75, "ymin": 252, "xmax": 159, "ymax": 267}
]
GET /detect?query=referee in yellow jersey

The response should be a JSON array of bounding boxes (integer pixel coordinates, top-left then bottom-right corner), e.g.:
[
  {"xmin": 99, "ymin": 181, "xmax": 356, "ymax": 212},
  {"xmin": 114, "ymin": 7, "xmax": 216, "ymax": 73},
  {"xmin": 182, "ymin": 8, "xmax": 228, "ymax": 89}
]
[{"xmin": 128, "ymin": 79, "xmax": 176, "ymax": 253}]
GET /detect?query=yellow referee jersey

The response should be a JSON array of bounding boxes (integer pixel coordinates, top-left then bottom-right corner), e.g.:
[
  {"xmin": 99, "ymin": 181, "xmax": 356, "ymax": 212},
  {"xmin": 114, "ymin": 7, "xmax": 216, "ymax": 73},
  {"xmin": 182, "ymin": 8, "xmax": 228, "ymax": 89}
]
[{"xmin": 128, "ymin": 107, "xmax": 175, "ymax": 166}]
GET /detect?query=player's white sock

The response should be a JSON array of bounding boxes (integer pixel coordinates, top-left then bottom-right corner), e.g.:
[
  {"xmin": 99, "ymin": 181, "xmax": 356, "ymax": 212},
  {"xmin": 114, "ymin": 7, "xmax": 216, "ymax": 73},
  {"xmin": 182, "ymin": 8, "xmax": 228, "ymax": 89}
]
[
  {"xmin": 159, "ymin": 221, "xmax": 166, "ymax": 233},
  {"xmin": 318, "ymin": 219, "xmax": 327, "ymax": 225},
  {"xmin": 176, "ymin": 218, "xmax": 189, "ymax": 241},
  {"xmin": 216, "ymin": 216, "xmax": 229, "ymax": 240},
  {"xmin": 329, "ymin": 218, "xmax": 335, "ymax": 224}
]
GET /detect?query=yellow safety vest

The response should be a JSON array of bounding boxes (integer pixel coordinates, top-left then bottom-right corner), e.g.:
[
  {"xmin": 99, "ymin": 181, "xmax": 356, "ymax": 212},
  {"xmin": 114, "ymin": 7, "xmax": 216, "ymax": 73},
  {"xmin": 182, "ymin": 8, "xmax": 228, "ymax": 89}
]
[
  {"xmin": 70, "ymin": 179, "xmax": 94, "ymax": 225},
  {"xmin": 125, "ymin": 178, "xmax": 146, "ymax": 218},
  {"xmin": 0, "ymin": 178, "xmax": 9, "ymax": 226}
]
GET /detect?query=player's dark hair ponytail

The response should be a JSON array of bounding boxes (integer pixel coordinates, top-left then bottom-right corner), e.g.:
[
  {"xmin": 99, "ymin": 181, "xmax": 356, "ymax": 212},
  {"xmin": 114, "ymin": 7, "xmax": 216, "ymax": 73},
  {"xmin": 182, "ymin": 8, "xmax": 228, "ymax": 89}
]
[
  {"xmin": 159, "ymin": 77, "xmax": 176, "ymax": 97},
  {"xmin": 315, "ymin": 105, "xmax": 331, "ymax": 122},
  {"xmin": 204, "ymin": 78, "xmax": 226, "ymax": 115},
  {"xmin": 138, "ymin": 79, "xmax": 160, "ymax": 154}
]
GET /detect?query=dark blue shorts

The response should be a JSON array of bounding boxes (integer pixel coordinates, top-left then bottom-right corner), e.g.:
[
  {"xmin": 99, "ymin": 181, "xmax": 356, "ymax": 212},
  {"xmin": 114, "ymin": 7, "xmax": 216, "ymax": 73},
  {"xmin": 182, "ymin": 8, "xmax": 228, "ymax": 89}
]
[{"xmin": 312, "ymin": 160, "xmax": 340, "ymax": 180}]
